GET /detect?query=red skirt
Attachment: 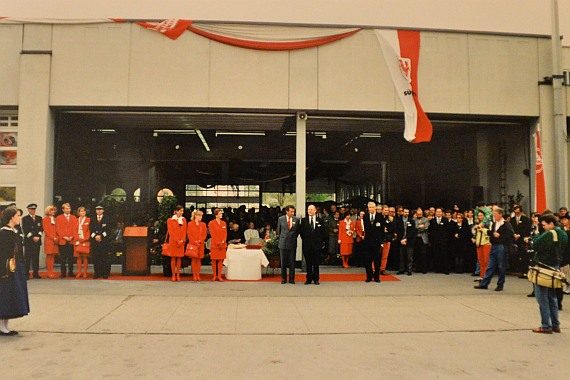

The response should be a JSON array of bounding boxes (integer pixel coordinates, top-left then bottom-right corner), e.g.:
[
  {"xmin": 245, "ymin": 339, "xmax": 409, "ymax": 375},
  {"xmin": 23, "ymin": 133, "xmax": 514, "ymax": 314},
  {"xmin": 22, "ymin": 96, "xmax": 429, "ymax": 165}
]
[
  {"xmin": 209, "ymin": 244, "xmax": 227, "ymax": 260},
  {"xmin": 340, "ymin": 243, "xmax": 353, "ymax": 256}
]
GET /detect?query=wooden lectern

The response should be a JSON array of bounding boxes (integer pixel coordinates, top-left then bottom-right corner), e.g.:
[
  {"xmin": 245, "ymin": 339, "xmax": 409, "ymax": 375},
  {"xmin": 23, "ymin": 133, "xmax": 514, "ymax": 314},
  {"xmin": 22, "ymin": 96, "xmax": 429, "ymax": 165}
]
[{"xmin": 122, "ymin": 226, "xmax": 150, "ymax": 276}]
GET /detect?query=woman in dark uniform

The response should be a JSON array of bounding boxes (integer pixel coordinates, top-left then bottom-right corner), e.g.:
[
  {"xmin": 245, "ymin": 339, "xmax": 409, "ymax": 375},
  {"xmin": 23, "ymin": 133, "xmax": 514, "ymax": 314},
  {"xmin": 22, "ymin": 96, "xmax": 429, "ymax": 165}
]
[{"xmin": 0, "ymin": 206, "xmax": 30, "ymax": 336}]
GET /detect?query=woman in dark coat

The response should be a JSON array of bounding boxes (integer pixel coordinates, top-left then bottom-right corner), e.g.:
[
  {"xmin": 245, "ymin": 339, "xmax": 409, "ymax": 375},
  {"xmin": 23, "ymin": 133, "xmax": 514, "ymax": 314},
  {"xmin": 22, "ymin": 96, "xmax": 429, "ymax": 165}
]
[{"xmin": 0, "ymin": 206, "xmax": 30, "ymax": 335}]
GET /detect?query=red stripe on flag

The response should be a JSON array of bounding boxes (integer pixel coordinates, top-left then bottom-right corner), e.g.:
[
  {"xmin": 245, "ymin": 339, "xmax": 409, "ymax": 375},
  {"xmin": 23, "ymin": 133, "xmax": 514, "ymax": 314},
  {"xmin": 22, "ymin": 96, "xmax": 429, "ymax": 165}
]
[
  {"xmin": 535, "ymin": 131, "xmax": 547, "ymax": 213},
  {"xmin": 187, "ymin": 25, "xmax": 360, "ymax": 51},
  {"xmin": 397, "ymin": 30, "xmax": 432, "ymax": 143}
]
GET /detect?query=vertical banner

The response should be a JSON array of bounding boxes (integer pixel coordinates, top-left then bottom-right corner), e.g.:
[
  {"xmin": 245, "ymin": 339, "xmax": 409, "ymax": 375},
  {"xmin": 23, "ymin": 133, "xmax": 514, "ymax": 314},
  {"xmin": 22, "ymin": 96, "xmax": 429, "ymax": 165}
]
[
  {"xmin": 375, "ymin": 29, "xmax": 432, "ymax": 143},
  {"xmin": 534, "ymin": 130, "xmax": 547, "ymax": 213}
]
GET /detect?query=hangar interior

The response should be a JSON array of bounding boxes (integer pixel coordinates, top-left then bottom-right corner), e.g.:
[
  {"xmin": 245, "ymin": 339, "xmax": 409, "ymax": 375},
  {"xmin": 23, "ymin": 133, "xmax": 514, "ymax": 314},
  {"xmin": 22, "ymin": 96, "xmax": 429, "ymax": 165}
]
[{"xmin": 54, "ymin": 108, "xmax": 533, "ymax": 215}]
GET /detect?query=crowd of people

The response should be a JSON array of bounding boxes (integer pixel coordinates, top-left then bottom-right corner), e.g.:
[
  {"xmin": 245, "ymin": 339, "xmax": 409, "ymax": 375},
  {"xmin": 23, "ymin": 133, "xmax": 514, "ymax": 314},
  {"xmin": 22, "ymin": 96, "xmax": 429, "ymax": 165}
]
[{"xmin": 1, "ymin": 198, "xmax": 569, "ymax": 336}]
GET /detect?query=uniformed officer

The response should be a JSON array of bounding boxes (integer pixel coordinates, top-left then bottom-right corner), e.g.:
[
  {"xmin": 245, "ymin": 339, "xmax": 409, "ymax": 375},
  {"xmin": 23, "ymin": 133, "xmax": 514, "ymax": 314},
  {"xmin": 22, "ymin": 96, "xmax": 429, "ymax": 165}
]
[
  {"xmin": 21, "ymin": 203, "xmax": 43, "ymax": 279},
  {"xmin": 89, "ymin": 205, "xmax": 112, "ymax": 279}
]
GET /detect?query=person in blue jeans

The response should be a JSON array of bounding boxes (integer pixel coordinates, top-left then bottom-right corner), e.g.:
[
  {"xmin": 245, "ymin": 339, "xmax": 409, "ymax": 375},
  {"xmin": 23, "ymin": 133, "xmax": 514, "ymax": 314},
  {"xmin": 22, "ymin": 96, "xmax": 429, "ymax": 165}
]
[
  {"xmin": 527, "ymin": 214, "xmax": 568, "ymax": 334},
  {"xmin": 474, "ymin": 207, "xmax": 514, "ymax": 291}
]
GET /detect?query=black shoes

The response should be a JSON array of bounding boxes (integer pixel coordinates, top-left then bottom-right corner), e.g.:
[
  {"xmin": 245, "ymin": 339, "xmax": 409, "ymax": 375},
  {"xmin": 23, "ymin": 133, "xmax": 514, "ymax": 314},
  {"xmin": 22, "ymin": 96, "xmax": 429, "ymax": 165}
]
[
  {"xmin": 396, "ymin": 271, "xmax": 404, "ymax": 275},
  {"xmin": 0, "ymin": 330, "xmax": 18, "ymax": 336},
  {"xmin": 527, "ymin": 292, "xmax": 535, "ymax": 297},
  {"xmin": 374, "ymin": 279, "xmax": 380, "ymax": 283},
  {"xmin": 304, "ymin": 281, "xmax": 311, "ymax": 285},
  {"xmin": 494, "ymin": 287, "xmax": 503, "ymax": 292},
  {"xmin": 281, "ymin": 280, "xmax": 287, "ymax": 284},
  {"xmin": 289, "ymin": 280, "xmax": 295, "ymax": 284},
  {"xmin": 407, "ymin": 272, "xmax": 412, "ymax": 276},
  {"xmin": 474, "ymin": 285, "xmax": 488, "ymax": 289},
  {"xmin": 365, "ymin": 278, "xmax": 372, "ymax": 283},
  {"xmin": 314, "ymin": 281, "xmax": 320, "ymax": 285}
]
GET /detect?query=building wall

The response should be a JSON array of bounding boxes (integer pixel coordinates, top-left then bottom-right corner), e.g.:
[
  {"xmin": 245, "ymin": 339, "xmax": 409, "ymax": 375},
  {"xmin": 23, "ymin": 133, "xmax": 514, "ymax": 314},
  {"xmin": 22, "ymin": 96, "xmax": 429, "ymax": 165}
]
[{"xmin": 1, "ymin": 23, "xmax": 569, "ymax": 209}]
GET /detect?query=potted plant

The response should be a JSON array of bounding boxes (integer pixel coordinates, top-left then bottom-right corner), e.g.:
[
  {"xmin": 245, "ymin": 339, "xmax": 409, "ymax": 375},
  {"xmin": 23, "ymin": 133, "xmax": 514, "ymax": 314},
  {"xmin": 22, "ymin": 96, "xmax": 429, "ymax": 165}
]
[{"xmin": 262, "ymin": 236, "xmax": 280, "ymax": 268}]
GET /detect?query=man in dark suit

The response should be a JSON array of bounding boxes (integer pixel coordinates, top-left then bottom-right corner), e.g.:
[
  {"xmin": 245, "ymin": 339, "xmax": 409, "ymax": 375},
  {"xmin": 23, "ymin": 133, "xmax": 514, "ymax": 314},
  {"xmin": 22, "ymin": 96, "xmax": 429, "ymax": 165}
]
[
  {"xmin": 299, "ymin": 204, "xmax": 327, "ymax": 285},
  {"xmin": 21, "ymin": 203, "xmax": 43, "ymax": 279},
  {"xmin": 276, "ymin": 205, "xmax": 300, "ymax": 284},
  {"xmin": 362, "ymin": 201, "xmax": 385, "ymax": 283},
  {"xmin": 428, "ymin": 207, "xmax": 450, "ymax": 274},
  {"xmin": 510, "ymin": 205, "xmax": 531, "ymax": 275},
  {"xmin": 396, "ymin": 208, "xmax": 417, "ymax": 276},
  {"xmin": 89, "ymin": 205, "xmax": 113, "ymax": 279}
]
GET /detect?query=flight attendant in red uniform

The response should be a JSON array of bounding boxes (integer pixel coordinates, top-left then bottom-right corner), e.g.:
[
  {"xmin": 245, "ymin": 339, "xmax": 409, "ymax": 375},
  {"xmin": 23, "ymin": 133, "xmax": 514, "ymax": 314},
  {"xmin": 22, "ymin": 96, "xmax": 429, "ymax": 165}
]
[
  {"xmin": 338, "ymin": 211, "xmax": 356, "ymax": 268},
  {"xmin": 55, "ymin": 203, "xmax": 78, "ymax": 278},
  {"xmin": 42, "ymin": 205, "xmax": 59, "ymax": 279},
  {"xmin": 187, "ymin": 210, "xmax": 207, "ymax": 281},
  {"xmin": 208, "ymin": 208, "xmax": 227, "ymax": 282},
  {"xmin": 73, "ymin": 207, "xmax": 91, "ymax": 279},
  {"xmin": 167, "ymin": 206, "xmax": 187, "ymax": 282}
]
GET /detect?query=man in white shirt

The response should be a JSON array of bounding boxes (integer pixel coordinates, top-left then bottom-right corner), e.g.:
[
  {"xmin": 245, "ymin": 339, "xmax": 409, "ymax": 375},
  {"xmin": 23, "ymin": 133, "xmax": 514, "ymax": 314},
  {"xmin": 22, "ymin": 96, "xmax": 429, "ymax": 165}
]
[{"xmin": 244, "ymin": 222, "xmax": 260, "ymax": 243}]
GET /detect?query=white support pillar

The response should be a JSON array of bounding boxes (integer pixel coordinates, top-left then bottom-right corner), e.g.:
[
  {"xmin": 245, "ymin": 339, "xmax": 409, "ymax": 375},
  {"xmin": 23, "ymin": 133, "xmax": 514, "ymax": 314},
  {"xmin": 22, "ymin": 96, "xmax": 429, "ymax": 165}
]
[
  {"xmin": 295, "ymin": 112, "xmax": 307, "ymax": 261},
  {"xmin": 551, "ymin": 0, "xmax": 569, "ymax": 208},
  {"xmin": 17, "ymin": 24, "xmax": 54, "ymax": 210}
]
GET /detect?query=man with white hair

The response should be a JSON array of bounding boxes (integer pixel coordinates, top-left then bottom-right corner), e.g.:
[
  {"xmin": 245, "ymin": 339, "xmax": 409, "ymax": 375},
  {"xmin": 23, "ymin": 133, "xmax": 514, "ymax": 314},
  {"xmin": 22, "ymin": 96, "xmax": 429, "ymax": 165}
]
[{"xmin": 362, "ymin": 201, "xmax": 385, "ymax": 283}]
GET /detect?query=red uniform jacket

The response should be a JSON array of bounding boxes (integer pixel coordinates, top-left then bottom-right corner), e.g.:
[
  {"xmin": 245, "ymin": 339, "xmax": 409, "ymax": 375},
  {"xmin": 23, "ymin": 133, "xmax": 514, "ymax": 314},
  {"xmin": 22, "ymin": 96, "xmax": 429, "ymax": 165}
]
[
  {"xmin": 42, "ymin": 216, "xmax": 59, "ymax": 254},
  {"xmin": 356, "ymin": 218, "xmax": 365, "ymax": 242},
  {"xmin": 73, "ymin": 216, "xmax": 91, "ymax": 251},
  {"xmin": 55, "ymin": 214, "xmax": 78, "ymax": 246},
  {"xmin": 167, "ymin": 217, "xmax": 187, "ymax": 257},
  {"xmin": 208, "ymin": 219, "xmax": 227, "ymax": 260},
  {"xmin": 187, "ymin": 221, "xmax": 207, "ymax": 258},
  {"xmin": 338, "ymin": 219, "xmax": 356, "ymax": 245}
]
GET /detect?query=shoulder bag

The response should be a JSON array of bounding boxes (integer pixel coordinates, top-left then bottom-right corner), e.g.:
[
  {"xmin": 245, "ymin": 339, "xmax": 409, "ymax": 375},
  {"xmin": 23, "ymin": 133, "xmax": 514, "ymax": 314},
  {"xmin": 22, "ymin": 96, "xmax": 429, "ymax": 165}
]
[
  {"xmin": 185, "ymin": 224, "xmax": 203, "ymax": 259},
  {"xmin": 161, "ymin": 230, "xmax": 171, "ymax": 257}
]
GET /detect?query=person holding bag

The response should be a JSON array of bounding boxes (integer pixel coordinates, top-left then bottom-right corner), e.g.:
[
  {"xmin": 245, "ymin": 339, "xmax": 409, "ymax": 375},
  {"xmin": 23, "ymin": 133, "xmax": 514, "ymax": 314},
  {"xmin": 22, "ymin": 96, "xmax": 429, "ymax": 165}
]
[
  {"xmin": 167, "ymin": 206, "xmax": 187, "ymax": 282},
  {"xmin": 41, "ymin": 205, "xmax": 59, "ymax": 279},
  {"xmin": 0, "ymin": 206, "xmax": 30, "ymax": 336},
  {"xmin": 208, "ymin": 208, "xmax": 227, "ymax": 282},
  {"xmin": 73, "ymin": 206, "xmax": 91, "ymax": 279},
  {"xmin": 186, "ymin": 210, "xmax": 207, "ymax": 281},
  {"xmin": 527, "ymin": 214, "xmax": 568, "ymax": 334}
]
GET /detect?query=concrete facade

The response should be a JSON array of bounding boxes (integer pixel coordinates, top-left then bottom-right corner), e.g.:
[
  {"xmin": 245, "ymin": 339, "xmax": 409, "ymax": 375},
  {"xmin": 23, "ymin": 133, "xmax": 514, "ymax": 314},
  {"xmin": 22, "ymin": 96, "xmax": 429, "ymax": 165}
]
[{"xmin": 0, "ymin": 22, "xmax": 569, "ymax": 211}]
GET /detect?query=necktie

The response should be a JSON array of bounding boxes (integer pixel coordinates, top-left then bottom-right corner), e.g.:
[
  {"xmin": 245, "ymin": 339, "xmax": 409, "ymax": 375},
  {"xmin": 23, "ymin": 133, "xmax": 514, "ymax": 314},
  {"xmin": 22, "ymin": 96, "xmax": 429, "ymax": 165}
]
[
  {"xmin": 311, "ymin": 217, "xmax": 315, "ymax": 230},
  {"xmin": 98, "ymin": 216, "xmax": 102, "ymax": 222},
  {"xmin": 66, "ymin": 215, "xmax": 69, "ymax": 221},
  {"xmin": 288, "ymin": 217, "xmax": 291, "ymax": 230},
  {"xmin": 370, "ymin": 214, "xmax": 374, "ymax": 223}
]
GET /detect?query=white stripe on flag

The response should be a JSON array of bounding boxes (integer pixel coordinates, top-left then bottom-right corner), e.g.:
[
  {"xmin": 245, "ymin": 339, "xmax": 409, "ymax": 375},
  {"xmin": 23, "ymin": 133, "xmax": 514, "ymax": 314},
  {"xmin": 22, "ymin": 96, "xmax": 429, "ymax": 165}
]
[{"xmin": 375, "ymin": 29, "xmax": 418, "ymax": 142}]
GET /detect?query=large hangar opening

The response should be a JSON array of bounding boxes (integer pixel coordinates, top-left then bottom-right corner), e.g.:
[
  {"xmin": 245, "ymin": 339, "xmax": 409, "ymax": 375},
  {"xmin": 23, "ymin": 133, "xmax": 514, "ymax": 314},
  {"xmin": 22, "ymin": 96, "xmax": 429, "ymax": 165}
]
[{"xmin": 53, "ymin": 108, "xmax": 533, "ymax": 221}]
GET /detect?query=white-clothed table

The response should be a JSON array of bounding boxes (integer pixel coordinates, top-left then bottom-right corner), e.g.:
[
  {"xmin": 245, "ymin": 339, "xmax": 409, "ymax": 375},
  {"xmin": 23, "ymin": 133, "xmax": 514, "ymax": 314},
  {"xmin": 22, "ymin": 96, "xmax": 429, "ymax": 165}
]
[{"xmin": 223, "ymin": 248, "xmax": 269, "ymax": 280}]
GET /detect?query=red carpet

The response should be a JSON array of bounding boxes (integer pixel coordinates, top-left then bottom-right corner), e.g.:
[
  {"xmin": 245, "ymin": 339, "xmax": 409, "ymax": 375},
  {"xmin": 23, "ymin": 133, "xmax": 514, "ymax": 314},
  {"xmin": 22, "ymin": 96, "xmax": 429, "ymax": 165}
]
[{"xmin": 36, "ymin": 271, "xmax": 400, "ymax": 282}]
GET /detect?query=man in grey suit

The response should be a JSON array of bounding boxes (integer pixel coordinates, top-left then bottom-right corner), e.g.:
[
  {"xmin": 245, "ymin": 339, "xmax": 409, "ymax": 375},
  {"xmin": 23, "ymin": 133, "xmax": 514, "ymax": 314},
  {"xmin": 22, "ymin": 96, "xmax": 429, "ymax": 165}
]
[{"xmin": 276, "ymin": 205, "xmax": 300, "ymax": 284}]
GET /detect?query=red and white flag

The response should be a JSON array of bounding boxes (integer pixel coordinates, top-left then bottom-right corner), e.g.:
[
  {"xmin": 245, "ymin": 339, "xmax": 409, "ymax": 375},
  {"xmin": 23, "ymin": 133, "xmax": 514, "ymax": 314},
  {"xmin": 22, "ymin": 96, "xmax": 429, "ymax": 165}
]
[
  {"xmin": 375, "ymin": 30, "xmax": 432, "ymax": 143},
  {"xmin": 534, "ymin": 130, "xmax": 547, "ymax": 213}
]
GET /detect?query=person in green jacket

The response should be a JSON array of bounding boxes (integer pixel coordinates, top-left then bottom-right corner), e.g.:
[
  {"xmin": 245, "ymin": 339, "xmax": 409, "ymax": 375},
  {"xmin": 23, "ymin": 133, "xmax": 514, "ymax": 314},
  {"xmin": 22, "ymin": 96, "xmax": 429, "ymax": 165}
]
[{"xmin": 528, "ymin": 214, "xmax": 568, "ymax": 334}]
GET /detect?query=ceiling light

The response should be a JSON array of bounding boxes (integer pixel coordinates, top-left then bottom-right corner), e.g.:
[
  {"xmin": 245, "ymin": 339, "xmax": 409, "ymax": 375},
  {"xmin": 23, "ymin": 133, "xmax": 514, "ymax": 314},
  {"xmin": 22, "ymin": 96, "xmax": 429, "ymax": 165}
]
[
  {"xmin": 215, "ymin": 131, "xmax": 266, "ymax": 137},
  {"xmin": 196, "ymin": 129, "xmax": 210, "ymax": 152},
  {"xmin": 91, "ymin": 129, "xmax": 116, "ymax": 134},
  {"xmin": 359, "ymin": 133, "xmax": 382, "ymax": 138},
  {"xmin": 152, "ymin": 129, "xmax": 196, "ymax": 135}
]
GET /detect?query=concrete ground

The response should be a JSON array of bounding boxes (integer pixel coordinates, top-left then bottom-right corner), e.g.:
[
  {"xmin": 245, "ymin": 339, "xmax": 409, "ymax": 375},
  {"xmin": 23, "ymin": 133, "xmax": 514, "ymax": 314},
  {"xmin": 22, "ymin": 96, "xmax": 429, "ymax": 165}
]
[{"xmin": 2, "ymin": 266, "xmax": 569, "ymax": 379}]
